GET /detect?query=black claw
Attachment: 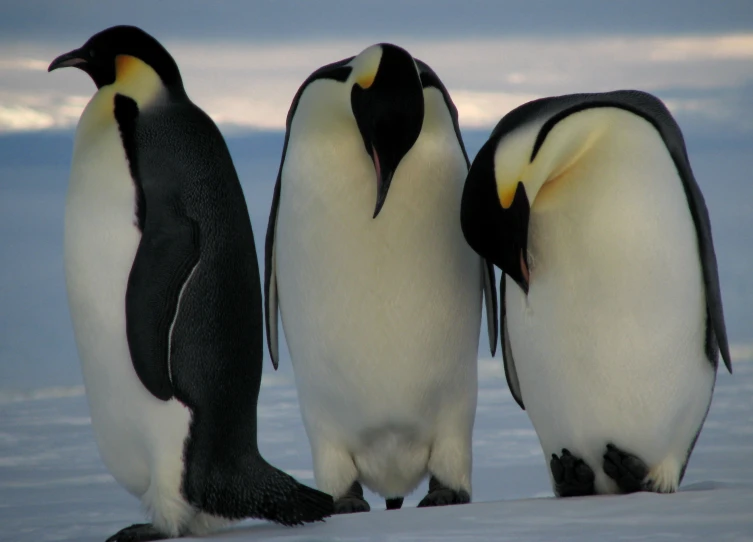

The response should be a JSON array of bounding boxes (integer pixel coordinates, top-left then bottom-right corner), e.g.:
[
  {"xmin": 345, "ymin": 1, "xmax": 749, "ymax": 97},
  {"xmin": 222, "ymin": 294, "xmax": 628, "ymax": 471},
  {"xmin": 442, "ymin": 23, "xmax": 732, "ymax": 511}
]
[
  {"xmin": 333, "ymin": 481, "xmax": 370, "ymax": 514},
  {"xmin": 417, "ymin": 476, "xmax": 471, "ymax": 508},
  {"xmin": 550, "ymin": 448, "xmax": 595, "ymax": 497},
  {"xmin": 603, "ymin": 443, "xmax": 649, "ymax": 493},
  {"xmin": 105, "ymin": 524, "xmax": 168, "ymax": 542},
  {"xmin": 385, "ymin": 497, "xmax": 404, "ymax": 510}
]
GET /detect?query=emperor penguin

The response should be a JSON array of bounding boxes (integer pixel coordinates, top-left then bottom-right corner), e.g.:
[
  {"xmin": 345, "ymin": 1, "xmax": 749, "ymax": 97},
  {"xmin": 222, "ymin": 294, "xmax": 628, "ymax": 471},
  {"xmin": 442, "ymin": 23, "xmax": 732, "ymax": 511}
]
[
  {"xmin": 461, "ymin": 90, "xmax": 732, "ymax": 497},
  {"xmin": 265, "ymin": 43, "xmax": 498, "ymax": 513},
  {"xmin": 49, "ymin": 26, "xmax": 332, "ymax": 541}
]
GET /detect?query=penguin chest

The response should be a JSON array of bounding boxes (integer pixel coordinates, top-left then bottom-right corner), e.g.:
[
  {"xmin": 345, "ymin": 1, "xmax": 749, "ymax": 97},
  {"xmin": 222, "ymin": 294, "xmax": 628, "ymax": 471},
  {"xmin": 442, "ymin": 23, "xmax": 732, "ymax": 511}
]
[
  {"xmin": 64, "ymin": 113, "xmax": 189, "ymax": 496},
  {"xmin": 275, "ymin": 132, "xmax": 482, "ymax": 432},
  {"xmin": 506, "ymin": 140, "xmax": 714, "ymax": 474}
]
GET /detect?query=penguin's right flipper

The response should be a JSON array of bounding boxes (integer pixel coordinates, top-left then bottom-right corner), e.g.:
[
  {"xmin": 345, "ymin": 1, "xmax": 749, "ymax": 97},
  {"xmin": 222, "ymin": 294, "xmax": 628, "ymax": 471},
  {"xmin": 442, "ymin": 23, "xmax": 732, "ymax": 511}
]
[
  {"xmin": 500, "ymin": 276, "xmax": 524, "ymax": 409},
  {"xmin": 105, "ymin": 523, "xmax": 168, "ymax": 542},
  {"xmin": 125, "ymin": 201, "xmax": 201, "ymax": 402},
  {"xmin": 264, "ymin": 57, "xmax": 354, "ymax": 371},
  {"xmin": 264, "ymin": 174, "xmax": 281, "ymax": 370},
  {"xmin": 550, "ymin": 449, "xmax": 595, "ymax": 497}
]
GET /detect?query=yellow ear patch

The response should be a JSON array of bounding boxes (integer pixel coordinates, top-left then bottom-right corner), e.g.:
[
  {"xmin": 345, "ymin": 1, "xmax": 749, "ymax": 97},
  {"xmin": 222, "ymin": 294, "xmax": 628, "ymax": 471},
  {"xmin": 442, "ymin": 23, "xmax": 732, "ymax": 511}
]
[
  {"xmin": 115, "ymin": 54, "xmax": 139, "ymax": 81},
  {"xmin": 498, "ymin": 180, "xmax": 520, "ymax": 209},
  {"xmin": 350, "ymin": 44, "xmax": 382, "ymax": 90},
  {"xmin": 356, "ymin": 71, "xmax": 376, "ymax": 89},
  {"xmin": 112, "ymin": 54, "xmax": 163, "ymax": 107}
]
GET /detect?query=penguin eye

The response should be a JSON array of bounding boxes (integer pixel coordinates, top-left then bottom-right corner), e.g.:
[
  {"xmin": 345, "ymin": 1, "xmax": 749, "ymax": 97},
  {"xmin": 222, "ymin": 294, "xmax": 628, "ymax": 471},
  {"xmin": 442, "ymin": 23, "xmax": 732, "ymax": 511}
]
[{"xmin": 89, "ymin": 49, "xmax": 96, "ymax": 59}]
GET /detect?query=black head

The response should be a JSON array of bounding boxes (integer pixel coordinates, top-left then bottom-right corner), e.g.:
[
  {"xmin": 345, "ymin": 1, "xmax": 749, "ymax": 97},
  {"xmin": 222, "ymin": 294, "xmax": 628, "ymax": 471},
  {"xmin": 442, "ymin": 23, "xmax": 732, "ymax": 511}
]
[
  {"xmin": 48, "ymin": 25, "xmax": 183, "ymax": 91},
  {"xmin": 350, "ymin": 43, "xmax": 424, "ymax": 218},
  {"xmin": 461, "ymin": 137, "xmax": 531, "ymax": 294}
]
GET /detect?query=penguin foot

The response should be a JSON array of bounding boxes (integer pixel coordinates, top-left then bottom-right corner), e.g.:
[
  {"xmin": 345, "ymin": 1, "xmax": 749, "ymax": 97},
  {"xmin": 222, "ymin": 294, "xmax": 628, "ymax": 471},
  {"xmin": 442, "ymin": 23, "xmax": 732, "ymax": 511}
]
[
  {"xmin": 603, "ymin": 443, "xmax": 649, "ymax": 493},
  {"xmin": 333, "ymin": 481, "xmax": 370, "ymax": 514},
  {"xmin": 550, "ymin": 448, "xmax": 596, "ymax": 497},
  {"xmin": 105, "ymin": 523, "xmax": 168, "ymax": 542},
  {"xmin": 417, "ymin": 476, "xmax": 470, "ymax": 508},
  {"xmin": 385, "ymin": 497, "xmax": 404, "ymax": 510}
]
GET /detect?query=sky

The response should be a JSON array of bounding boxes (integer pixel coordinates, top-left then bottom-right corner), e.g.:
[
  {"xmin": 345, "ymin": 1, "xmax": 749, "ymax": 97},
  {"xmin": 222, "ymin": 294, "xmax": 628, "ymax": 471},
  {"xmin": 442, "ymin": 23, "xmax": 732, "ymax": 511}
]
[
  {"xmin": 1, "ymin": 1, "xmax": 752, "ymax": 135},
  {"xmin": 0, "ymin": 2, "xmax": 752, "ymax": 388}
]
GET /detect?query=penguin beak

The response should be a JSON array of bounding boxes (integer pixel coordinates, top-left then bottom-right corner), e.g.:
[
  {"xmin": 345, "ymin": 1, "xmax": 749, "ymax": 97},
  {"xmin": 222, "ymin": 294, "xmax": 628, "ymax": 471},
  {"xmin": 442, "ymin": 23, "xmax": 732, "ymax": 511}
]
[
  {"xmin": 372, "ymin": 147, "xmax": 394, "ymax": 219},
  {"xmin": 503, "ymin": 182, "xmax": 531, "ymax": 294},
  {"xmin": 48, "ymin": 48, "xmax": 88, "ymax": 72}
]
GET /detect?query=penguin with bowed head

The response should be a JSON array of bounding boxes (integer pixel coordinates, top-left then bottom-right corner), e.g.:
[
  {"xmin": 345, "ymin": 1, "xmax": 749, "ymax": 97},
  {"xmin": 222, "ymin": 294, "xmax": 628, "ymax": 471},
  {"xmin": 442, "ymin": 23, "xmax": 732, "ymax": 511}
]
[
  {"xmin": 265, "ymin": 43, "xmax": 498, "ymax": 513},
  {"xmin": 49, "ymin": 25, "xmax": 333, "ymax": 542},
  {"xmin": 461, "ymin": 90, "xmax": 732, "ymax": 497}
]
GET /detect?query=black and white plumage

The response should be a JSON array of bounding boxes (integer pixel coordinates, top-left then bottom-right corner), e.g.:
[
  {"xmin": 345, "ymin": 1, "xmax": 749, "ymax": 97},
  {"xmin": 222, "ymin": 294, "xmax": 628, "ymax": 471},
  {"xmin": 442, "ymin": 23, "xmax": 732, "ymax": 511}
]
[
  {"xmin": 49, "ymin": 25, "xmax": 332, "ymax": 542},
  {"xmin": 265, "ymin": 43, "xmax": 497, "ymax": 513},
  {"xmin": 461, "ymin": 90, "xmax": 731, "ymax": 497}
]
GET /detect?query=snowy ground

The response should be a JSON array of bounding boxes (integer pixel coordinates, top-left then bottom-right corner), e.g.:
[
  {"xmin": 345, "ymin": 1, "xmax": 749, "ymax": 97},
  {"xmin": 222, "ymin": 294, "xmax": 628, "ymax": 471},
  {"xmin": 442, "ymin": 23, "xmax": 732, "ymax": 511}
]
[
  {"xmin": 1, "ymin": 357, "xmax": 751, "ymax": 542},
  {"xmin": 1, "ymin": 130, "xmax": 752, "ymax": 541}
]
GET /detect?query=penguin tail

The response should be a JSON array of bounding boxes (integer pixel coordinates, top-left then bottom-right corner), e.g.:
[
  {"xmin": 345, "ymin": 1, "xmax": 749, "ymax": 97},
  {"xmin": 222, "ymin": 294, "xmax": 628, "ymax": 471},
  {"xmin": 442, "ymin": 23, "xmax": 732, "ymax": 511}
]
[
  {"xmin": 187, "ymin": 455, "xmax": 333, "ymax": 526},
  {"xmin": 247, "ymin": 460, "xmax": 334, "ymax": 526}
]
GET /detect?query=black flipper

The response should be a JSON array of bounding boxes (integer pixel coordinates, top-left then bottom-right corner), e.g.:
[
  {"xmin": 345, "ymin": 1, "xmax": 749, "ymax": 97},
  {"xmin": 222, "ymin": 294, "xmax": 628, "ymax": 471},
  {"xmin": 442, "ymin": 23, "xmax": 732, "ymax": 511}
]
[
  {"xmin": 125, "ymin": 203, "xmax": 200, "ymax": 402},
  {"xmin": 265, "ymin": 58, "xmax": 354, "ymax": 370},
  {"xmin": 500, "ymin": 275, "xmax": 524, "ymax": 409},
  {"xmin": 417, "ymin": 59, "xmax": 499, "ymax": 356}
]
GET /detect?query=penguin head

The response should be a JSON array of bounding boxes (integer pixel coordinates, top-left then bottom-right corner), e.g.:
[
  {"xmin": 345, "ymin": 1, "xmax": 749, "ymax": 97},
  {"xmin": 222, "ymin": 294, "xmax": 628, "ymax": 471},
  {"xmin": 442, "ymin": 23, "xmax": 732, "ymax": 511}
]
[
  {"xmin": 348, "ymin": 44, "xmax": 424, "ymax": 218},
  {"xmin": 461, "ymin": 96, "xmax": 609, "ymax": 294},
  {"xmin": 48, "ymin": 25, "xmax": 183, "ymax": 99}
]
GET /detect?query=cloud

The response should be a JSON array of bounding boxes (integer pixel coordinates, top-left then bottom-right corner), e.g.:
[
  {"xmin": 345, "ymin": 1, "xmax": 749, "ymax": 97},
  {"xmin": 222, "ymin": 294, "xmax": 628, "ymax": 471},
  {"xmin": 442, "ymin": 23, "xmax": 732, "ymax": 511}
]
[{"xmin": 2, "ymin": 33, "xmax": 752, "ymax": 133}]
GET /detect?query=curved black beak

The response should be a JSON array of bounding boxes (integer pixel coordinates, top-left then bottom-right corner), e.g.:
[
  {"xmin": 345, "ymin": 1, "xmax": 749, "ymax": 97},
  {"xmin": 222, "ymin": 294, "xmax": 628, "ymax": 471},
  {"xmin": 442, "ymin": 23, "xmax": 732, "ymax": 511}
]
[
  {"xmin": 461, "ymin": 142, "xmax": 531, "ymax": 294},
  {"xmin": 372, "ymin": 148, "xmax": 394, "ymax": 219},
  {"xmin": 48, "ymin": 48, "xmax": 88, "ymax": 72}
]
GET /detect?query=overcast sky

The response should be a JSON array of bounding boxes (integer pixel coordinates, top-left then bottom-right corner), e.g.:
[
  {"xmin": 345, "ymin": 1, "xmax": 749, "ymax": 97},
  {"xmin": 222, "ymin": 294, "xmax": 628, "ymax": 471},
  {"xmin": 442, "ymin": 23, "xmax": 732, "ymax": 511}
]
[{"xmin": 1, "ymin": 1, "xmax": 752, "ymax": 134}]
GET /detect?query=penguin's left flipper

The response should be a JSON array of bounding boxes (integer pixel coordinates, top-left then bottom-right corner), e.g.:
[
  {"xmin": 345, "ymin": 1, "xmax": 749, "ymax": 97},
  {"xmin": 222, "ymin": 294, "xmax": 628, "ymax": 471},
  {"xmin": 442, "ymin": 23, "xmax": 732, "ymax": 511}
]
[
  {"xmin": 417, "ymin": 476, "xmax": 471, "ymax": 507},
  {"xmin": 603, "ymin": 443, "xmax": 649, "ymax": 493},
  {"xmin": 500, "ymin": 276, "xmax": 524, "ymax": 409},
  {"xmin": 125, "ymin": 194, "xmax": 200, "ymax": 402},
  {"xmin": 105, "ymin": 523, "xmax": 168, "ymax": 542},
  {"xmin": 550, "ymin": 449, "xmax": 596, "ymax": 497}
]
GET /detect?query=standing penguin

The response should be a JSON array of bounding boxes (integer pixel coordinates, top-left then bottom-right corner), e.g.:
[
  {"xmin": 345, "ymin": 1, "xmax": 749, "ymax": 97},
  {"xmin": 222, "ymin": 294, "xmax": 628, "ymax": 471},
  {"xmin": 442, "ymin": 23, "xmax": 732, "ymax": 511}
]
[
  {"xmin": 461, "ymin": 90, "xmax": 732, "ymax": 497},
  {"xmin": 49, "ymin": 26, "xmax": 332, "ymax": 541},
  {"xmin": 265, "ymin": 44, "xmax": 498, "ymax": 513}
]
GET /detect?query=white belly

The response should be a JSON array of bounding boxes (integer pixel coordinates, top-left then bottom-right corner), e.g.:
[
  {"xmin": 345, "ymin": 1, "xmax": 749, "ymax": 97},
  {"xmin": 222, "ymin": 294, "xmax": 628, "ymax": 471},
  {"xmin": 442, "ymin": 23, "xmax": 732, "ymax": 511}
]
[
  {"xmin": 507, "ymin": 129, "xmax": 716, "ymax": 493},
  {"xmin": 275, "ymin": 129, "xmax": 482, "ymax": 494},
  {"xmin": 65, "ymin": 106, "xmax": 190, "ymax": 500}
]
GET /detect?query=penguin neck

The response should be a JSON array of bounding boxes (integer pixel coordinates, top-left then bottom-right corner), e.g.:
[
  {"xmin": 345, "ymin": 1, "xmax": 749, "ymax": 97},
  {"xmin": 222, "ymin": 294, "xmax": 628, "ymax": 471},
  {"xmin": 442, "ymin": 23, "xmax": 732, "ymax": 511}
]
[
  {"xmin": 76, "ymin": 55, "xmax": 168, "ymax": 140},
  {"xmin": 111, "ymin": 55, "xmax": 168, "ymax": 109}
]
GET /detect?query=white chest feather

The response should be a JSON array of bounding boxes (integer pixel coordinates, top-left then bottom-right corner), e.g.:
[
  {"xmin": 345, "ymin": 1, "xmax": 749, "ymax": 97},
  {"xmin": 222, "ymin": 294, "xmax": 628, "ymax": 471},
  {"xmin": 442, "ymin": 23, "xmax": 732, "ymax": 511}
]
[
  {"xmin": 275, "ymin": 86, "xmax": 482, "ymax": 444},
  {"xmin": 506, "ymin": 115, "xmax": 715, "ymax": 491}
]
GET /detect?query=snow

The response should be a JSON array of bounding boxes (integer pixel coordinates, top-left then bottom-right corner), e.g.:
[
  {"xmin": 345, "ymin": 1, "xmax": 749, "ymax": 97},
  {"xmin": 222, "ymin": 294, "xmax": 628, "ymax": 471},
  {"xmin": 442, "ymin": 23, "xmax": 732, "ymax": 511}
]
[
  {"xmin": 1, "ymin": 359, "xmax": 751, "ymax": 541},
  {"xmin": 1, "ymin": 131, "xmax": 752, "ymax": 541}
]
